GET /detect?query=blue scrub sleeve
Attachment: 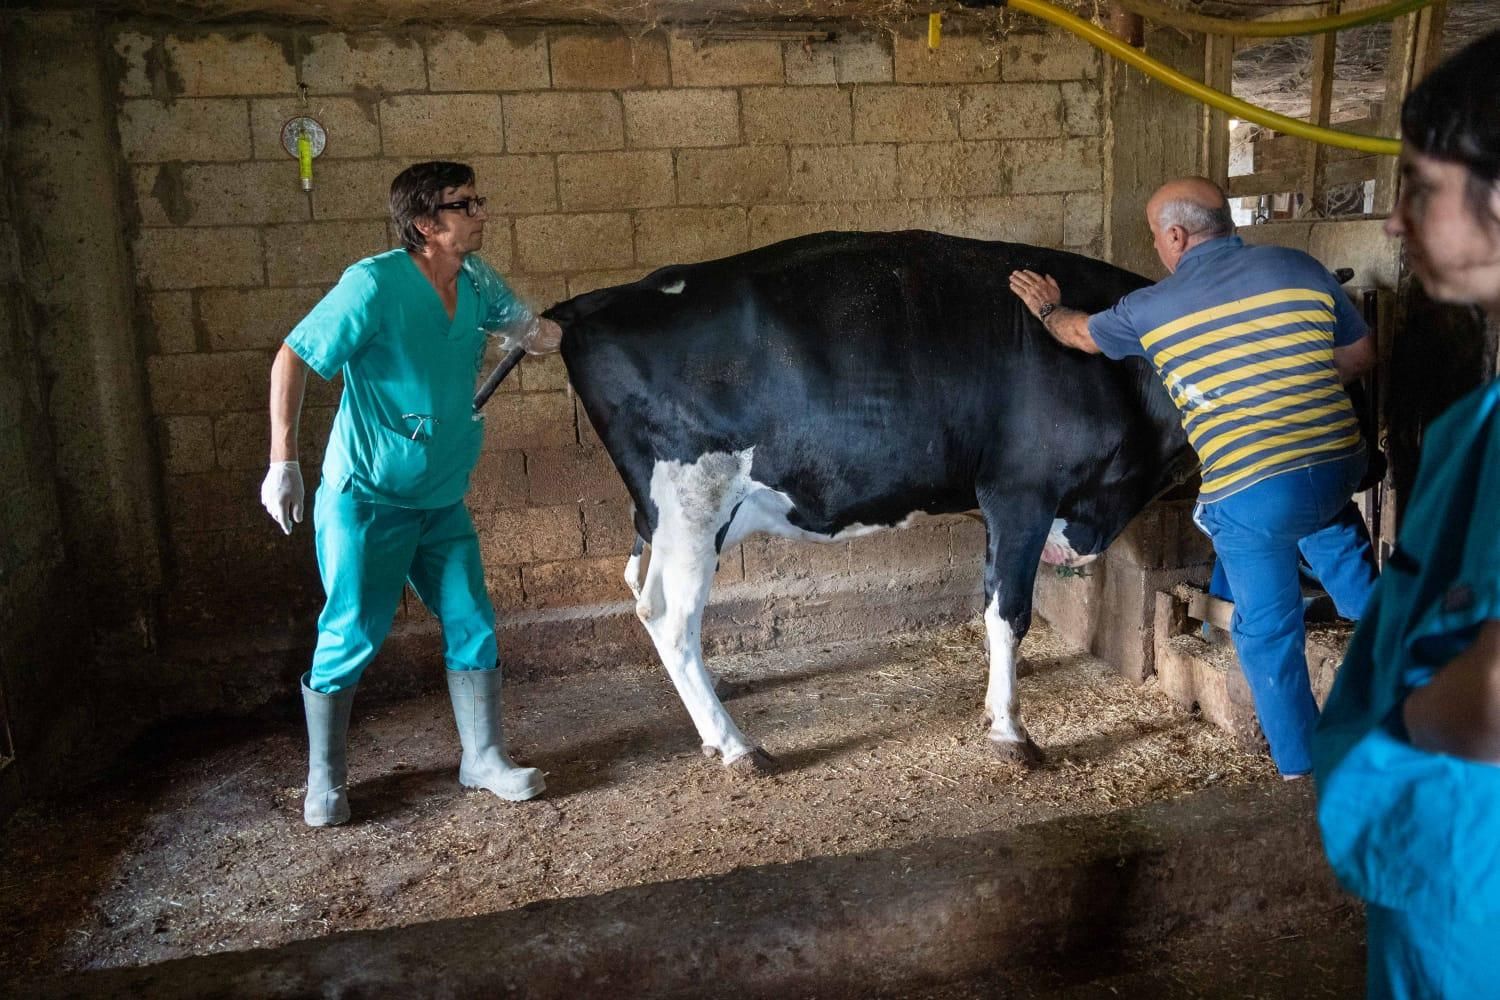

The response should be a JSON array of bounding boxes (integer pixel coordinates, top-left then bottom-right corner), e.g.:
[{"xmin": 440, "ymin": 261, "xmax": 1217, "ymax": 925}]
[
  {"xmin": 1086, "ymin": 291, "xmax": 1149, "ymax": 361},
  {"xmin": 1409, "ymin": 417, "xmax": 1500, "ymax": 648},
  {"xmin": 285, "ymin": 261, "xmax": 381, "ymax": 380},
  {"xmin": 462, "ymin": 256, "xmax": 534, "ymax": 333}
]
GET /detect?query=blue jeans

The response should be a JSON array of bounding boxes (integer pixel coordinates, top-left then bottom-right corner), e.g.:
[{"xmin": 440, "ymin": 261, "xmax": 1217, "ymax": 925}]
[{"xmin": 1195, "ymin": 454, "xmax": 1377, "ymax": 775}]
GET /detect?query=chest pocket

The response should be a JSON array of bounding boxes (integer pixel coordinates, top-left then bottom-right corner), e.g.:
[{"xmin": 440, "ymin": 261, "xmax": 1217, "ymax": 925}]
[{"xmin": 365, "ymin": 414, "xmax": 483, "ymax": 504}]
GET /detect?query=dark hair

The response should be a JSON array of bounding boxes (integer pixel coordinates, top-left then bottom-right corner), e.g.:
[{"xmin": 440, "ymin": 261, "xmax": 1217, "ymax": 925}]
[
  {"xmin": 390, "ymin": 161, "xmax": 476, "ymax": 252},
  {"xmin": 1402, "ymin": 30, "xmax": 1500, "ymax": 219}
]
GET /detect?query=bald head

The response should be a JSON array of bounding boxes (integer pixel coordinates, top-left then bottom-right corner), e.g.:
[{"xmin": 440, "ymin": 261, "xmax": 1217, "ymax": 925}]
[{"xmin": 1146, "ymin": 177, "xmax": 1234, "ymax": 272}]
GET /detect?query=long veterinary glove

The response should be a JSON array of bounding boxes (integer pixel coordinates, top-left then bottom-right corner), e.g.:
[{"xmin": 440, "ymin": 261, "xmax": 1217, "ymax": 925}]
[
  {"xmin": 496, "ymin": 316, "xmax": 563, "ymax": 356},
  {"xmin": 260, "ymin": 461, "xmax": 304, "ymax": 535}
]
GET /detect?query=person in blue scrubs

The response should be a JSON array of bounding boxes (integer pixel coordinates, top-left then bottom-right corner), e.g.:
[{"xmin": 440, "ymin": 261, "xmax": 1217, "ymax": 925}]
[
  {"xmin": 1314, "ymin": 31, "xmax": 1500, "ymax": 999},
  {"xmin": 259, "ymin": 161, "xmax": 562, "ymax": 827},
  {"xmin": 1008, "ymin": 177, "xmax": 1379, "ymax": 778}
]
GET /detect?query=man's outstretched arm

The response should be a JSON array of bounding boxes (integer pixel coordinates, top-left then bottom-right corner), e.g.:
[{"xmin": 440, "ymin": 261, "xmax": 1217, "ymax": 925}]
[{"xmin": 1008, "ymin": 270, "xmax": 1101, "ymax": 355}]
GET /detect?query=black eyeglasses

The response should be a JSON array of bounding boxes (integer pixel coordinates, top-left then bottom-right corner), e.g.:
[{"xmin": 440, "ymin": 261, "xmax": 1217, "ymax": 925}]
[{"xmin": 435, "ymin": 196, "xmax": 487, "ymax": 217}]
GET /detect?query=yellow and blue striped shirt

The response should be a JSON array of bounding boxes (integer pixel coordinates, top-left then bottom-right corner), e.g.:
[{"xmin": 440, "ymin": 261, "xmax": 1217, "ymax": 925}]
[{"xmin": 1088, "ymin": 236, "xmax": 1368, "ymax": 503}]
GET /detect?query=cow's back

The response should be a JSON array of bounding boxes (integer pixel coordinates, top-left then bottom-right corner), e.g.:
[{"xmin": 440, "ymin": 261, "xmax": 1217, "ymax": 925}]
[{"xmin": 551, "ymin": 230, "xmax": 1188, "ymax": 543}]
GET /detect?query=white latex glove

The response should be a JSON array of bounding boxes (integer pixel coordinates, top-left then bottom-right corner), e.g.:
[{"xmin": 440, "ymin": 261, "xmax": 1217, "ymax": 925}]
[
  {"xmin": 260, "ymin": 461, "xmax": 304, "ymax": 535},
  {"xmin": 497, "ymin": 316, "xmax": 564, "ymax": 356}
]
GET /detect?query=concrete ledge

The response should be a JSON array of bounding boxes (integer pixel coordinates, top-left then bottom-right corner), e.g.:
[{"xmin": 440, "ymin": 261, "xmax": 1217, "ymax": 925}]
[{"xmin": 28, "ymin": 782, "xmax": 1342, "ymax": 998}]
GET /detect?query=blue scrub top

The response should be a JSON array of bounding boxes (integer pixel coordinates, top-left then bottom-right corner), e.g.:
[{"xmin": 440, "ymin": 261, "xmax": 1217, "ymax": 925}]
[
  {"xmin": 286, "ymin": 249, "xmax": 530, "ymax": 509},
  {"xmin": 1314, "ymin": 379, "xmax": 1500, "ymax": 923}
]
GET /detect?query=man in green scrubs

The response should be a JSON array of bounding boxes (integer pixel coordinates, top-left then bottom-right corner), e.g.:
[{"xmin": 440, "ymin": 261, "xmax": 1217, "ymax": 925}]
[{"xmin": 260, "ymin": 161, "xmax": 561, "ymax": 827}]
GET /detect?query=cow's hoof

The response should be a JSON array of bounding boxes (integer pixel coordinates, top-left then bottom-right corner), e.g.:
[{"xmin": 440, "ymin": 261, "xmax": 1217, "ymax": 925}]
[
  {"xmin": 726, "ymin": 748, "xmax": 779, "ymax": 778},
  {"xmin": 989, "ymin": 737, "xmax": 1045, "ymax": 767}
]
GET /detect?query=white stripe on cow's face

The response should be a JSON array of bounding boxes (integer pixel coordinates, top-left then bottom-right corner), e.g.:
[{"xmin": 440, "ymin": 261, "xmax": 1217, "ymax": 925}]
[
  {"xmin": 1040, "ymin": 517, "xmax": 1100, "ymax": 568},
  {"xmin": 983, "ymin": 591, "xmax": 1030, "ymax": 746}
]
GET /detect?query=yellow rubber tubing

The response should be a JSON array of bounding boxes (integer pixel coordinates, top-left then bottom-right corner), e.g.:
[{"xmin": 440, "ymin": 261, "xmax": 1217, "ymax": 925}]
[
  {"xmin": 1007, "ymin": 0, "xmax": 1403, "ymax": 156},
  {"xmin": 1111, "ymin": 0, "xmax": 1433, "ymax": 39}
]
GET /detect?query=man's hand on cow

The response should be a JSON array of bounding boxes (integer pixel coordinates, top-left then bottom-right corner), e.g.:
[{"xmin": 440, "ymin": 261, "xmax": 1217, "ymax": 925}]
[
  {"xmin": 1008, "ymin": 270, "xmax": 1063, "ymax": 321},
  {"xmin": 531, "ymin": 317, "xmax": 564, "ymax": 355},
  {"xmin": 260, "ymin": 461, "xmax": 304, "ymax": 535}
]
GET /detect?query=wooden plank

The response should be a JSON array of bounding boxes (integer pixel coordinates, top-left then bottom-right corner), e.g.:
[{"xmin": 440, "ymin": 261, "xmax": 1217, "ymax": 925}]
[
  {"xmin": 1228, "ymin": 169, "xmax": 1300, "ymax": 198},
  {"xmin": 1300, "ymin": 2, "xmax": 1339, "ymax": 217},
  {"xmin": 1203, "ymin": 32, "xmax": 1234, "ymax": 187},
  {"xmin": 1374, "ymin": 2, "xmax": 1449, "ymax": 213},
  {"xmin": 1172, "ymin": 583, "xmax": 1236, "ymax": 632}
]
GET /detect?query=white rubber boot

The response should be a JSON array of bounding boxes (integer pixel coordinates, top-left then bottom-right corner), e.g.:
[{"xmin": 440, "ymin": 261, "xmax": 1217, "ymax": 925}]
[
  {"xmin": 301, "ymin": 672, "xmax": 354, "ymax": 827},
  {"xmin": 446, "ymin": 668, "xmax": 545, "ymax": 802}
]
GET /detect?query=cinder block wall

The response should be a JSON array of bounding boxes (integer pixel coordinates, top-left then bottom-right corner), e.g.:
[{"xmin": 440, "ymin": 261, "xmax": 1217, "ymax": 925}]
[{"xmin": 113, "ymin": 20, "xmax": 1105, "ymax": 701}]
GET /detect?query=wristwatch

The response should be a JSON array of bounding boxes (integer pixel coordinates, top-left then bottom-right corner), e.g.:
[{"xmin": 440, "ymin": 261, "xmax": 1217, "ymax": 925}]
[{"xmin": 1037, "ymin": 301, "xmax": 1058, "ymax": 321}]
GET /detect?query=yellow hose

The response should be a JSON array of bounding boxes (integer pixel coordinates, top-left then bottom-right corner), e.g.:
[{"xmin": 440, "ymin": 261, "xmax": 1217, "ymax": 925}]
[
  {"xmin": 1006, "ymin": 0, "xmax": 1403, "ymax": 156},
  {"xmin": 1111, "ymin": 0, "xmax": 1433, "ymax": 39}
]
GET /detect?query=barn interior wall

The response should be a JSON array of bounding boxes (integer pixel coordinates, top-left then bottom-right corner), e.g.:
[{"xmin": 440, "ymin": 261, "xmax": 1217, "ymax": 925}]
[{"xmin": 40, "ymin": 14, "xmax": 1111, "ymax": 723}]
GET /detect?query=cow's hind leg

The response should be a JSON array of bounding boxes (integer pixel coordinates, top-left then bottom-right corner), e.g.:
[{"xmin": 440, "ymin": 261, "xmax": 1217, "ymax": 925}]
[
  {"xmin": 636, "ymin": 536, "xmax": 773, "ymax": 775},
  {"xmin": 978, "ymin": 500, "xmax": 1050, "ymax": 766}
]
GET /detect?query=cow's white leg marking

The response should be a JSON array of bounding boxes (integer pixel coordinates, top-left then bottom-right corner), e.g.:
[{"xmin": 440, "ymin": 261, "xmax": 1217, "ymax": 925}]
[
  {"xmin": 637, "ymin": 450, "xmax": 756, "ymax": 763},
  {"xmin": 982, "ymin": 591, "xmax": 1032, "ymax": 747}
]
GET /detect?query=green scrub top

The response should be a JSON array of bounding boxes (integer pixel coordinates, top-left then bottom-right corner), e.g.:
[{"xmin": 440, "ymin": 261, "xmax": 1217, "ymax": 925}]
[
  {"xmin": 286, "ymin": 249, "xmax": 529, "ymax": 509},
  {"xmin": 1314, "ymin": 379, "xmax": 1500, "ymax": 924}
]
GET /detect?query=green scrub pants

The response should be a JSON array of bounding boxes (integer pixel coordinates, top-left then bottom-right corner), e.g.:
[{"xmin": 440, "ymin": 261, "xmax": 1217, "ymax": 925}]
[{"xmin": 309, "ymin": 479, "xmax": 497, "ymax": 693}]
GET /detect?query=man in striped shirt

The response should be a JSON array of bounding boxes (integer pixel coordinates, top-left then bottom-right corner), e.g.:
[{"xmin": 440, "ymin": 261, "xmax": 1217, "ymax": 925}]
[{"xmin": 1009, "ymin": 176, "xmax": 1378, "ymax": 778}]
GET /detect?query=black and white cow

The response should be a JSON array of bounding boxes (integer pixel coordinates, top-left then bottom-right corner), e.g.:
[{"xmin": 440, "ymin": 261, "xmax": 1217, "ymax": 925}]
[{"xmin": 546, "ymin": 230, "xmax": 1195, "ymax": 772}]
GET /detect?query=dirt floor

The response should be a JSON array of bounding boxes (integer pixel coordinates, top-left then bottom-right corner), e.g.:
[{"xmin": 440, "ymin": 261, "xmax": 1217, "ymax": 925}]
[{"xmin": 0, "ymin": 617, "xmax": 1278, "ymax": 984}]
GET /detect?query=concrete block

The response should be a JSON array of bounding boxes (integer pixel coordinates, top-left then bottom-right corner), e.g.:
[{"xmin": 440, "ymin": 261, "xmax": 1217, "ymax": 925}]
[
  {"xmin": 147, "ymin": 351, "xmax": 269, "ymax": 415},
  {"xmin": 501, "ymin": 271, "xmax": 566, "ymax": 311},
  {"xmin": 164, "ymin": 32, "xmax": 297, "ymax": 96},
  {"xmin": 742, "ymin": 87, "xmax": 850, "ymax": 145},
  {"xmin": 119, "ymin": 99, "xmax": 251, "ymax": 163},
  {"xmin": 517, "ymin": 352, "xmax": 570, "ymax": 392},
  {"xmin": 515, "ymin": 213, "xmax": 634, "ymax": 272},
  {"xmin": 742, "ymin": 535, "xmax": 849, "ymax": 581},
  {"xmin": 1107, "ymin": 499, "xmax": 1215, "ymax": 572},
  {"xmin": 959, "ymin": 83, "xmax": 1065, "ymax": 140},
  {"xmin": 308, "ymin": 159, "xmax": 400, "ymax": 221},
  {"xmin": 558, "ymin": 151, "xmax": 675, "ymax": 211},
  {"xmin": 784, "ymin": 32, "xmax": 892, "ymax": 85},
  {"xmin": 582, "ymin": 500, "xmax": 638, "ymax": 556},
  {"xmin": 1061, "ymin": 81, "xmax": 1101, "ymax": 137},
  {"xmin": 251, "ymin": 96, "xmax": 382, "ymax": 160},
  {"xmin": 113, "ymin": 31, "xmax": 155, "ymax": 98},
  {"xmin": 163, "ymin": 470, "xmax": 264, "ymax": 532},
  {"xmin": 525, "ymin": 446, "xmax": 627, "ymax": 506},
  {"xmin": 381, "ymin": 94, "xmax": 504, "ymax": 157},
  {"xmin": 669, "ymin": 35, "xmax": 783, "ymax": 86},
  {"xmin": 199, "ymin": 287, "xmax": 324, "ymax": 352},
  {"xmin": 1064, "ymin": 191, "xmax": 1104, "ymax": 248},
  {"xmin": 853, "ymin": 86, "xmax": 960, "ymax": 143},
  {"xmin": 301, "ymin": 32, "xmax": 427, "ymax": 93},
  {"xmin": 264, "ymin": 221, "xmax": 389, "ymax": 286},
  {"xmin": 898, "ymin": 142, "xmax": 1009, "ymax": 199},
  {"xmin": 473, "ymin": 233, "xmax": 516, "ymax": 277},
  {"xmin": 488, "ymin": 564, "xmax": 526, "ymax": 611},
  {"xmin": 468, "ymin": 155, "xmax": 557, "ymax": 214},
  {"xmin": 635, "ymin": 207, "xmax": 748, "ymax": 267},
  {"xmin": 467, "ymin": 449, "xmax": 529, "ymax": 511},
  {"xmin": 676, "ymin": 147, "xmax": 789, "ymax": 206},
  {"xmin": 549, "ymin": 29, "xmax": 669, "ymax": 90},
  {"xmin": 211, "ymin": 410, "xmax": 272, "ymax": 471},
  {"xmin": 624, "ymin": 90, "xmax": 739, "ymax": 149},
  {"xmin": 1307, "ymin": 218, "xmax": 1402, "ymax": 291},
  {"xmin": 748, "ymin": 200, "xmax": 925, "ymax": 248},
  {"xmin": 1006, "ymin": 137, "xmax": 1103, "ymax": 194},
  {"xmin": 480, "ymin": 505, "xmax": 584, "ymax": 565},
  {"xmin": 789, "ymin": 145, "xmax": 899, "ymax": 203},
  {"xmin": 483, "ymin": 391, "xmax": 577, "ymax": 450},
  {"xmin": 1000, "ymin": 31, "xmax": 1100, "ymax": 82},
  {"xmin": 503, "ymin": 92, "xmax": 624, "ymax": 154},
  {"xmin": 425, "ymin": 28, "xmax": 549, "ymax": 92},
  {"xmin": 930, "ymin": 194, "xmax": 1066, "ymax": 247},
  {"xmin": 132, "ymin": 162, "xmax": 310, "ymax": 227},
  {"xmin": 134, "ymin": 228, "xmax": 264, "ymax": 290},
  {"xmin": 158, "ymin": 415, "xmax": 216, "ymax": 474},
  {"xmin": 147, "ymin": 291, "xmax": 198, "ymax": 354},
  {"xmin": 847, "ymin": 525, "xmax": 951, "ymax": 575},
  {"xmin": 566, "ymin": 268, "xmax": 651, "ymax": 297},
  {"xmin": 892, "ymin": 21, "xmax": 1000, "ymax": 83},
  {"xmin": 522, "ymin": 556, "xmax": 630, "ymax": 608}
]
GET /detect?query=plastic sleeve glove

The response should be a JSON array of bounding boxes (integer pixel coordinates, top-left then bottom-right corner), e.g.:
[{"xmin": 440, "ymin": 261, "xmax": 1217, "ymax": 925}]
[
  {"xmin": 260, "ymin": 461, "xmax": 304, "ymax": 535},
  {"xmin": 495, "ymin": 316, "xmax": 563, "ymax": 356}
]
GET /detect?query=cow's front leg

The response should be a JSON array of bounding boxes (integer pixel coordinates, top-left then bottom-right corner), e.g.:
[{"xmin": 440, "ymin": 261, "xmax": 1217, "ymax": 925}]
[{"xmin": 636, "ymin": 535, "xmax": 775, "ymax": 776}]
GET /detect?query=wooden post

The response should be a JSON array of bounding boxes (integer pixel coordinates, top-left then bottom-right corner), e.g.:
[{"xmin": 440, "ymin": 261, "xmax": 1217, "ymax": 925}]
[
  {"xmin": 1299, "ymin": 3, "xmax": 1338, "ymax": 217},
  {"xmin": 1106, "ymin": 2, "xmax": 1143, "ymax": 47},
  {"xmin": 1202, "ymin": 32, "xmax": 1234, "ymax": 188},
  {"xmin": 1374, "ymin": 2, "xmax": 1449, "ymax": 213}
]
